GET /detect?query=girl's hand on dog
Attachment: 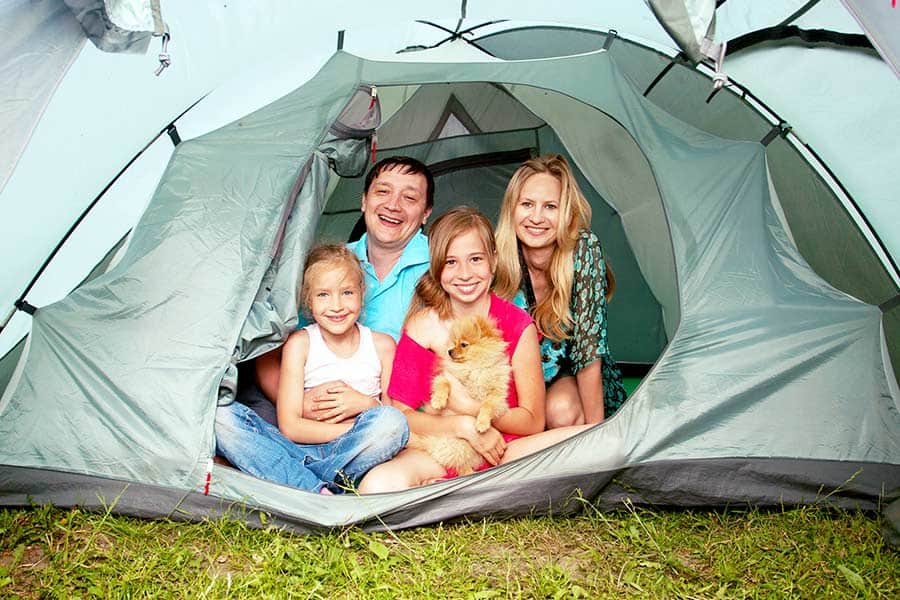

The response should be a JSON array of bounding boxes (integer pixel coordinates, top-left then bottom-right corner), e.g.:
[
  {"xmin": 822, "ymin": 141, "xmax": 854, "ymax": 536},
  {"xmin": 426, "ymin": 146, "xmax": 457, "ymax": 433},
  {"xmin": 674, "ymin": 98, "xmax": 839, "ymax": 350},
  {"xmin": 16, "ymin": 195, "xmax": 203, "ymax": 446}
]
[
  {"xmin": 458, "ymin": 416, "xmax": 506, "ymax": 465},
  {"xmin": 307, "ymin": 381, "xmax": 376, "ymax": 423}
]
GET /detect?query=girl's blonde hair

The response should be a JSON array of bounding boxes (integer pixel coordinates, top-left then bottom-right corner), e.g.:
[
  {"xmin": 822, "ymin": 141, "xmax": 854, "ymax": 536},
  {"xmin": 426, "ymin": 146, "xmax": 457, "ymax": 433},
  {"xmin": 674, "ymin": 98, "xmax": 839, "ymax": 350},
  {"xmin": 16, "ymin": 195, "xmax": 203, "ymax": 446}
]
[
  {"xmin": 405, "ymin": 207, "xmax": 497, "ymax": 324},
  {"xmin": 299, "ymin": 244, "xmax": 365, "ymax": 315},
  {"xmin": 494, "ymin": 154, "xmax": 614, "ymax": 342}
]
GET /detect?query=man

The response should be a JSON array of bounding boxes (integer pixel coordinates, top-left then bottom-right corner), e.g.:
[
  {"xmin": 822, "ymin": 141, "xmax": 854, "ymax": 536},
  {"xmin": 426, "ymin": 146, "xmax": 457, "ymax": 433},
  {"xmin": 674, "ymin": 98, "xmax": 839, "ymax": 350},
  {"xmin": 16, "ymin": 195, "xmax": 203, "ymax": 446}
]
[
  {"xmin": 255, "ymin": 155, "xmax": 434, "ymax": 399},
  {"xmin": 214, "ymin": 157, "xmax": 434, "ymax": 490}
]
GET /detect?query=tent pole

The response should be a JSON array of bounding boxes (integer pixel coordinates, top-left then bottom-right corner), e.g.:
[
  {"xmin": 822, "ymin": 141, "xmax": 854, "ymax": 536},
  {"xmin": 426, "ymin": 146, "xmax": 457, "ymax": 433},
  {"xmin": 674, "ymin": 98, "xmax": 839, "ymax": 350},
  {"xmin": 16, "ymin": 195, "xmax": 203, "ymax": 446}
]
[{"xmin": 0, "ymin": 93, "xmax": 208, "ymax": 333}]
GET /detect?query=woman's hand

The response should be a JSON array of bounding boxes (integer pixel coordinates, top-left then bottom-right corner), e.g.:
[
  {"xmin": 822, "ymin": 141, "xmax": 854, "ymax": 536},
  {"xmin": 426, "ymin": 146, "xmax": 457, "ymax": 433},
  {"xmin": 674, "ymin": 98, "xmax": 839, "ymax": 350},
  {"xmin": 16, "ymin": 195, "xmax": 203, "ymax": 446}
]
[
  {"xmin": 304, "ymin": 381, "xmax": 377, "ymax": 423},
  {"xmin": 456, "ymin": 415, "xmax": 507, "ymax": 466}
]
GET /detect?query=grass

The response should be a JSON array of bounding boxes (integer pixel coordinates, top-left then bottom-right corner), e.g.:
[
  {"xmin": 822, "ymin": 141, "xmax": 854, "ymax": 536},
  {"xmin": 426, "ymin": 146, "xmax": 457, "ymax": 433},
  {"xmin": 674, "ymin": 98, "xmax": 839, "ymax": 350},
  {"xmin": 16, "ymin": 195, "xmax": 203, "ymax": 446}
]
[{"xmin": 1, "ymin": 501, "xmax": 896, "ymax": 599}]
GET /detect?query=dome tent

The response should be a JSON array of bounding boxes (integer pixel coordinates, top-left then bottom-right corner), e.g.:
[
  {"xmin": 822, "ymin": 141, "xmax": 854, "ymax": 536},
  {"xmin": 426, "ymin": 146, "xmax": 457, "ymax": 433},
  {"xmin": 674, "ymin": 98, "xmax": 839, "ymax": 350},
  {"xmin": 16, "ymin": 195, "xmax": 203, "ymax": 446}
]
[{"xmin": 1, "ymin": 1, "xmax": 898, "ymax": 532}]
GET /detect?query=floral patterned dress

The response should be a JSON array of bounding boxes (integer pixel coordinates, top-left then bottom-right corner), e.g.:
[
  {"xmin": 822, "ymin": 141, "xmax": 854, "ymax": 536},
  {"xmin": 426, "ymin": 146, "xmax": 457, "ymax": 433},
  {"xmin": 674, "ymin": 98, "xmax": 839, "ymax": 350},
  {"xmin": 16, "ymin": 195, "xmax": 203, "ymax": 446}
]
[{"xmin": 514, "ymin": 229, "xmax": 627, "ymax": 418}]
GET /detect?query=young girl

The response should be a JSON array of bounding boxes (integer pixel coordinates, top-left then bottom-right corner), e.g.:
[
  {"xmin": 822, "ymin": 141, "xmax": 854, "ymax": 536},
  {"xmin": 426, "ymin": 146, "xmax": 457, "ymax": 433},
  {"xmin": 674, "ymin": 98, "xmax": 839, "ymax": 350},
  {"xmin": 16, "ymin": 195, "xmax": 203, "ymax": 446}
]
[
  {"xmin": 215, "ymin": 245, "xmax": 408, "ymax": 494},
  {"xmin": 358, "ymin": 207, "xmax": 592, "ymax": 493}
]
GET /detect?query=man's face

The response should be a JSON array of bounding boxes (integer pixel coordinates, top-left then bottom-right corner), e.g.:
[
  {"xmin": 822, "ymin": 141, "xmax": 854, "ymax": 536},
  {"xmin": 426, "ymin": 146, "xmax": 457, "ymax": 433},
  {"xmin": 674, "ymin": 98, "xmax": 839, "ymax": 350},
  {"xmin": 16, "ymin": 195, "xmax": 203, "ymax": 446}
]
[{"xmin": 361, "ymin": 166, "xmax": 432, "ymax": 252}]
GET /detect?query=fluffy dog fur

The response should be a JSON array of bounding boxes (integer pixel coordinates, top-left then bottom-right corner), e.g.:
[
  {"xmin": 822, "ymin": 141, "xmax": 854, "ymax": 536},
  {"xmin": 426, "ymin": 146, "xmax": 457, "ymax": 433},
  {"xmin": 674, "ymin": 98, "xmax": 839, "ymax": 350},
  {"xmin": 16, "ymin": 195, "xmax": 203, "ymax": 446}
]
[{"xmin": 410, "ymin": 315, "xmax": 511, "ymax": 475}]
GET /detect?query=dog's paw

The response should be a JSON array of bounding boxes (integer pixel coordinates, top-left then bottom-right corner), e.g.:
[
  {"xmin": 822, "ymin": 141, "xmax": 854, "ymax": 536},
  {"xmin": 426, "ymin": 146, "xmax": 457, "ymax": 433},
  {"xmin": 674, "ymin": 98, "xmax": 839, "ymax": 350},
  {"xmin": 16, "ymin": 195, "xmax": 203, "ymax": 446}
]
[
  {"xmin": 475, "ymin": 408, "xmax": 492, "ymax": 433},
  {"xmin": 430, "ymin": 376, "xmax": 450, "ymax": 410}
]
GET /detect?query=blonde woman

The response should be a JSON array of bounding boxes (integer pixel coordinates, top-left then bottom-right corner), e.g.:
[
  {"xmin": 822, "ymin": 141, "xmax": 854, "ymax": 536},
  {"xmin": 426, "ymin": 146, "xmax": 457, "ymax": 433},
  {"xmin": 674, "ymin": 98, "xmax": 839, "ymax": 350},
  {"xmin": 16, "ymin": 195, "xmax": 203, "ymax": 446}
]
[{"xmin": 494, "ymin": 154, "xmax": 627, "ymax": 426}]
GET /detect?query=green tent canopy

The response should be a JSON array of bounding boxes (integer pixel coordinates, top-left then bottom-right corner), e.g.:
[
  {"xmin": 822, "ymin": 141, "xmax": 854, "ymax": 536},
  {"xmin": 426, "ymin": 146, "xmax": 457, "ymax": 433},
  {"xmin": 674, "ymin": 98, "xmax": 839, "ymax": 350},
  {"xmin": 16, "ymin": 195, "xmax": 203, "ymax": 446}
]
[{"xmin": 1, "ymin": 2, "xmax": 897, "ymax": 533}]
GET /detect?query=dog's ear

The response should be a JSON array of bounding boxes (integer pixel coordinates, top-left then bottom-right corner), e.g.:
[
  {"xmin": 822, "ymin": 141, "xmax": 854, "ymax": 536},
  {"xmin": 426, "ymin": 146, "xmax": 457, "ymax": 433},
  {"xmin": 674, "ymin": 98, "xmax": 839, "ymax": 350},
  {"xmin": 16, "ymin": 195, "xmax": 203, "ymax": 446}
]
[{"xmin": 476, "ymin": 315, "xmax": 496, "ymax": 338}]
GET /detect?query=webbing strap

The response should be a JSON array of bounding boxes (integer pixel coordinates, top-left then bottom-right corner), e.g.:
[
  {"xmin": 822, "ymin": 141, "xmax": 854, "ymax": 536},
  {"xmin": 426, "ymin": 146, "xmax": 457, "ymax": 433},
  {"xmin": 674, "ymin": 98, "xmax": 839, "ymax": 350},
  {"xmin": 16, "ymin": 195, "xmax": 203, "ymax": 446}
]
[
  {"xmin": 727, "ymin": 25, "xmax": 873, "ymax": 56},
  {"xmin": 643, "ymin": 54, "xmax": 684, "ymax": 97}
]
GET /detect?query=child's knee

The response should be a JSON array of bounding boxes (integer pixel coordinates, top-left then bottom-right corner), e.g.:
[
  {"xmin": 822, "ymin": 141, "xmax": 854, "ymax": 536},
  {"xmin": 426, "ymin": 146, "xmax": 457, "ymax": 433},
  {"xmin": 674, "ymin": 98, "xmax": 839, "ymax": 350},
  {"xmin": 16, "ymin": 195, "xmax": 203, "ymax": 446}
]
[
  {"xmin": 359, "ymin": 406, "xmax": 410, "ymax": 449},
  {"xmin": 358, "ymin": 462, "xmax": 409, "ymax": 494}
]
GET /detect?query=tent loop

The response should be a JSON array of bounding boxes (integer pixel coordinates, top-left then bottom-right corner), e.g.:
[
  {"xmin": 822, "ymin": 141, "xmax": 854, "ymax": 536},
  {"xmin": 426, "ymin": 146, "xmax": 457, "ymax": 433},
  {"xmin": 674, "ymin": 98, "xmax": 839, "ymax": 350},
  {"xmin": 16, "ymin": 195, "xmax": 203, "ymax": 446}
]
[
  {"xmin": 166, "ymin": 124, "xmax": 181, "ymax": 147},
  {"xmin": 13, "ymin": 300, "xmax": 36, "ymax": 317},
  {"xmin": 154, "ymin": 32, "xmax": 171, "ymax": 77},
  {"xmin": 761, "ymin": 121, "xmax": 792, "ymax": 147},
  {"xmin": 603, "ymin": 29, "xmax": 618, "ymax": 51}
]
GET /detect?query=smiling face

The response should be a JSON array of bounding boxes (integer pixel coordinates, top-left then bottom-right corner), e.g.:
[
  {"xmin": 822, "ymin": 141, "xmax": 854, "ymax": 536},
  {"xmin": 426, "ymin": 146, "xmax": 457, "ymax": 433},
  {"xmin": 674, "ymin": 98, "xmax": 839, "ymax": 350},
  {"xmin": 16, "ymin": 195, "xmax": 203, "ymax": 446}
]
[
  {"xmin": 513, "ymin": 172, "xmax": 563, "ymax": 252},
  {"xmin": 308, "ymin": 266, "xmax": 363, "ymax": 339},
  {"xmin": 361, "ymin": 165, "xmax": 432, "ymax": 253},
  {"xmin": 439, "ymin": 228, "xmax": 495, "ymax": 312}
]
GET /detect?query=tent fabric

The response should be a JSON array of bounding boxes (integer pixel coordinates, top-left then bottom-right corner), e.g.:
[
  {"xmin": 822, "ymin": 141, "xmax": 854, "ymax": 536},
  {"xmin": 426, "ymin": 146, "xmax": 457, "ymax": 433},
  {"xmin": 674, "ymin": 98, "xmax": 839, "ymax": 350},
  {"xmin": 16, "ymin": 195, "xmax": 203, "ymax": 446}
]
[
  {"xmin": 0, "ymin": 0, "xmax": 84, "ymax": 193},
  {"xmin": 4, "ymin": 2, "xmax": 898, "ymax": 373},
  {"xmin": 63, "ymin": 0, "xmax": 165, "ymax": 53},
  {"xmin": 1, "ymin": 44, "xmax": 897, "ymax": 531}
]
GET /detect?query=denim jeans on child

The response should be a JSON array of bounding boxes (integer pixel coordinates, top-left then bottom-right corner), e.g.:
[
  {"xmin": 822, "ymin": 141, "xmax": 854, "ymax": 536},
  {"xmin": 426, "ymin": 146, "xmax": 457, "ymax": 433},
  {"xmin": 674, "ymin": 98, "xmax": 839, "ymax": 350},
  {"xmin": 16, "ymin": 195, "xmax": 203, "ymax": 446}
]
[{"xmin": 215, "ymin": 402, "xmax": 409, "ymax": 493}]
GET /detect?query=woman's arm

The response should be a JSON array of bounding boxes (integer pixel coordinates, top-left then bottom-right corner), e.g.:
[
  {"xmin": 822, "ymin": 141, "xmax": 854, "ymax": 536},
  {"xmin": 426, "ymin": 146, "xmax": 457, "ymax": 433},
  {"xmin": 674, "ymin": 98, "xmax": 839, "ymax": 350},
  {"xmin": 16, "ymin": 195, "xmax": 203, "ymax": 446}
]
[
  {"xmin": 575, "ymin": 360, "xmax": 604, "ymax": 423},
  {"xmin": 569, "ymin": 231, "xmax": 610, "ymax": 421},
  {"xmin": 491, "ymin": 324, "xmax": 546, "ymax": 435},
  {"xmin": 276, "ymin": 330, "xmax": 352, "ymax": 443},
  {"xmin": 255, "ymin": 346, "xmax": 282, "ymax": 402}
]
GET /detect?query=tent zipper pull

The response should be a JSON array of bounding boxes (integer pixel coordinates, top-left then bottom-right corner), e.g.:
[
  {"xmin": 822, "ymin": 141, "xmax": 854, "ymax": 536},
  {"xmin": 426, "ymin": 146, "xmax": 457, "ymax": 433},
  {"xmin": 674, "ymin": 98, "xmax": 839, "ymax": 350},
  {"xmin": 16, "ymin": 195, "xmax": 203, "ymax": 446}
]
[
  {"xmin": 371, "ymin": 131, "xmax": 378, "ymax": 163},
  {"xmin": 369, "ymin": 85, "xmax": 377, "ymax": 109}
]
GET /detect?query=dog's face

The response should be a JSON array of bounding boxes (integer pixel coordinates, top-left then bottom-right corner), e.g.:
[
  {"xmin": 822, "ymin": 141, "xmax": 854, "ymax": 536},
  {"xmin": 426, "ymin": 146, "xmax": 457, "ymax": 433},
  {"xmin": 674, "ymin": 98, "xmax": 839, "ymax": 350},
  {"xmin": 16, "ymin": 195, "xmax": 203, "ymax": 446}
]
[{"xmin": 445, "ymin": 315, "xmax": 508, "ymax": 363}]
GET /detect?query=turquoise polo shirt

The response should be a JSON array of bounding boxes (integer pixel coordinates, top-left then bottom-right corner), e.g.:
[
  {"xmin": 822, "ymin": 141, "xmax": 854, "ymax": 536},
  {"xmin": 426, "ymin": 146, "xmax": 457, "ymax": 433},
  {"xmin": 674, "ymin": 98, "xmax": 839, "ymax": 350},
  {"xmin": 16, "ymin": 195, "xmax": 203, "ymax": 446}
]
[{"xmin": 347, "ymin": 231, "xmax": 430, "ymax": 341}]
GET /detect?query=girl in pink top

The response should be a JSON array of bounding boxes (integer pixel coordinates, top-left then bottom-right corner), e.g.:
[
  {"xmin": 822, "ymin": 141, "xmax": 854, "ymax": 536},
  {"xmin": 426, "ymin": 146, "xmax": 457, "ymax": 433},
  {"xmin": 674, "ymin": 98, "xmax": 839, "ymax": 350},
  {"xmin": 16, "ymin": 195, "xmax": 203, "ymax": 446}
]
[{"xmin": 358, "ymin": 207, "xmax": 593, "ymax": 493}]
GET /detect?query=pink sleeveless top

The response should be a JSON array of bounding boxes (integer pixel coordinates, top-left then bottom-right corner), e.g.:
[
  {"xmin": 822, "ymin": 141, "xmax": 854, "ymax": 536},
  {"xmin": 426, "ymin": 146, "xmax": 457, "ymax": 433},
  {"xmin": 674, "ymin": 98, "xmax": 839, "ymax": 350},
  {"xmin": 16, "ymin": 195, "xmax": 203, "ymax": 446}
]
[{"xmin": 389, "ymin": 293, "xmax": 533, "ymax": 414}]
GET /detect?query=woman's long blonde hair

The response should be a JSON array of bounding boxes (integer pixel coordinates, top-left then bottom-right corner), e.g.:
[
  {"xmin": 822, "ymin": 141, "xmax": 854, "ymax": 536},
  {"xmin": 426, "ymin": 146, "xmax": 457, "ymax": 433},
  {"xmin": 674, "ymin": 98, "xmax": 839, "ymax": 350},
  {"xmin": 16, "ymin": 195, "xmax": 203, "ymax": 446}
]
[
  {"xmin": 495, "ymin": 154, "xmax": 613, "ymax": 342},
  {"xmin": 405, "ymin": 206, "xmax": 497, "ymax": 325}
]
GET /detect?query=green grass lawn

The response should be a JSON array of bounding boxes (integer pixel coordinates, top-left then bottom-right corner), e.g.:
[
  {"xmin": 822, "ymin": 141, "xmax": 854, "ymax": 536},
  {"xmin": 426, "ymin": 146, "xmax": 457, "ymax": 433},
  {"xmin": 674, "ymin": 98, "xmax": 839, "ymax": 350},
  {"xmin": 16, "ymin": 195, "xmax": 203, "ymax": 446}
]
[{"xmin": 1, "ymin": 502, "xmax": 896, "ymax": 598}]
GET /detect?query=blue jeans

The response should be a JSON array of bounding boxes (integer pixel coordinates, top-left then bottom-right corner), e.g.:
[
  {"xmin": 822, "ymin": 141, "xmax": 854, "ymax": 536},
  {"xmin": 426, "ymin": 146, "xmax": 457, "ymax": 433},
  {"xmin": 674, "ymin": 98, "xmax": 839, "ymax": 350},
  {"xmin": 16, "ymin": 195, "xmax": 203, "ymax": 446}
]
[{"xmin": 215, "ymin": 402, "xmax": 409, "ymax": 493}]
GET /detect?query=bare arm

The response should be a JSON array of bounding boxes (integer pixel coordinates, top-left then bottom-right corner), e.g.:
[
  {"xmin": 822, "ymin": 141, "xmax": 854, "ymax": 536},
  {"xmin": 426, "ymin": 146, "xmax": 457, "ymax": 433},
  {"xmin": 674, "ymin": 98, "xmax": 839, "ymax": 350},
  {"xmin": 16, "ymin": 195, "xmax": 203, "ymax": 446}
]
[
  {"xmin": 575, "ymin": 360, "xmax": 605, "ymax": 424},
  {"xmin": 374, "ymin": 331, "xmax": 396, "ymax": 405},
  {"xmin": 255, "ymin": 346, "xmax": 282, "ymax": 402},
  {"xmin": 276, "ymin": 330, "xmax": 351, "ymax": 443},
  {"xmin": 491, "ymin": 324, "xmax": 546, "ymax": 435},
  {"xmin": 301, "ymin": 332, "xmax": 393, "ymax": 423}
]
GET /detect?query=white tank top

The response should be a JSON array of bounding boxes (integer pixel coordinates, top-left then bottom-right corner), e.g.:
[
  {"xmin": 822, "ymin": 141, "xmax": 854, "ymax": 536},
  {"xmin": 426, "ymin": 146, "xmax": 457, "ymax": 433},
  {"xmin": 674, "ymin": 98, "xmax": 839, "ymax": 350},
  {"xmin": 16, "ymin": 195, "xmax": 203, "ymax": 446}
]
[{"xmin": 303, "ymin": 323, "xmax": 382, "ymax": 398}]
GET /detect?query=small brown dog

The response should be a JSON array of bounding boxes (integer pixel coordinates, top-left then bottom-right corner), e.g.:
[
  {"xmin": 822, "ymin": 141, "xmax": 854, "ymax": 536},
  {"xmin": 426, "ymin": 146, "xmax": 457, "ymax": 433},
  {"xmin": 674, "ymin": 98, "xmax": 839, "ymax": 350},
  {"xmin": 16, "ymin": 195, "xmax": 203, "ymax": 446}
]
[{"xmin": 410, "ymin": 314, "xmax": 511, "ymax": 475}]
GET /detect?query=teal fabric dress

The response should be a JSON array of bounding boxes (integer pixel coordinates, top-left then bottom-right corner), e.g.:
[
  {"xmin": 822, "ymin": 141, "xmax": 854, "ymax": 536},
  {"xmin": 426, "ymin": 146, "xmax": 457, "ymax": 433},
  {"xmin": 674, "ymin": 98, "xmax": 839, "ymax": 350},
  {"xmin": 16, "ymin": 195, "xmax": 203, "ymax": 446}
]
[{"xmin": 514, "ymin": 229, "xmax": 627, "ymax": 418}]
